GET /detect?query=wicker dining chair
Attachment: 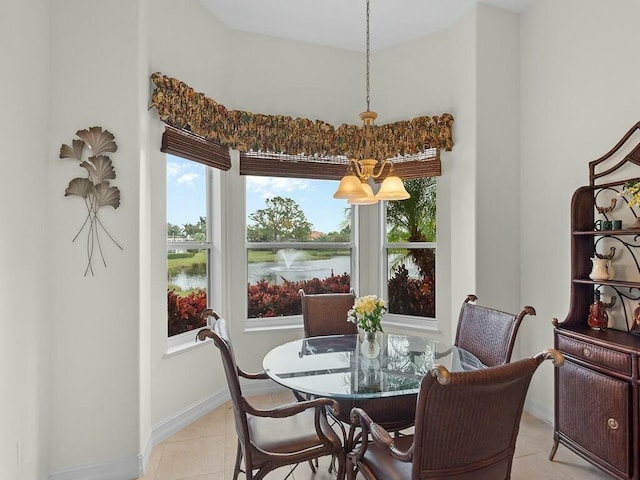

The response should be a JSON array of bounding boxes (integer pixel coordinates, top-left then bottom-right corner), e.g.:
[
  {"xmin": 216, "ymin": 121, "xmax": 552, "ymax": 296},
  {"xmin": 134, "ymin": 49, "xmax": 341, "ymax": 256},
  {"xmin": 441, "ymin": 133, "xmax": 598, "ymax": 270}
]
[
  {"xmin": 299, "ymin": 289, "xmax": 357, "ymax": 337},
  {"xmin": 297, "ymin": 288, "xmax": 359, "ymax": 462},
  {"xmin": 454, "ymin": 294, "xmax": 537, "ymax": 367},
  {"xmin": 346, "ymin": 349, "xmax": 564, "ymax": 480},
  {"xmin": 297, "ymin": 288, "xmax": 419, "ymax": 454},
  {"xmin": 196, "ymin": 310, "xmax": 346, "ymax": 480}
]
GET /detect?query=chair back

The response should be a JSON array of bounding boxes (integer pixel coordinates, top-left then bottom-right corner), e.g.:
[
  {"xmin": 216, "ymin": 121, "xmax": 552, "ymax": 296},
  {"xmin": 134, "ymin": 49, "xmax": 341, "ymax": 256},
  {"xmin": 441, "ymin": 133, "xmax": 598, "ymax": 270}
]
[
  {"xmin": 299, "ymin": 289, "xmax": 357, "ymax": 337},
  {"xmin": 197, "ymin": 313, "xmax": 252, "ymax": 460},
  {"xmin": 410, "ymin": 351, "xmax": 556, "ymax": 479},
  {"xmin": 454, "ymin": 295, "xmax": 535, "ymax": 367}
]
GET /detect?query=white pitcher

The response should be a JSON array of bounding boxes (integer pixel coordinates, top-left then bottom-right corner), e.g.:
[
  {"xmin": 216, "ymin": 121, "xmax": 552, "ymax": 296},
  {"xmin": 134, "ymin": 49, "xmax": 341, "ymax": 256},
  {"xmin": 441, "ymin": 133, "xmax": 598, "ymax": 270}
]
[{"xmin": 589, "ymin": 257, "xmax": 613, "ymax": 281}]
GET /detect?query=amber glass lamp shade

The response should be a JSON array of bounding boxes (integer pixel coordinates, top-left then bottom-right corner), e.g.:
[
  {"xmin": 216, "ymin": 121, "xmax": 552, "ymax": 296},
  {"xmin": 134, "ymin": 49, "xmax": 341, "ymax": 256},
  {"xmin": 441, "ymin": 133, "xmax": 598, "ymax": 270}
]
[
  {"xmin": 348, "ymin": 181, "xmax": 378, "ymax": 205},
  {"xmin": 333, "ymin": 173, "xmax": 366, "ymax": 199},
  {"xmin": 375, "ymin": 174, "xmax": 410, "ymax": 200}
]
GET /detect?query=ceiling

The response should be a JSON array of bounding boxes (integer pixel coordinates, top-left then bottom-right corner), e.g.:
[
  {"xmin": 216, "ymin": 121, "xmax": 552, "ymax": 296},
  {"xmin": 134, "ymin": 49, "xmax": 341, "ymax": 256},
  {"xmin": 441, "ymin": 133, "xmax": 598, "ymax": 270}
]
[{"xmin": 199, "ymin": 0, "xmax": 535, "ymax": 52}]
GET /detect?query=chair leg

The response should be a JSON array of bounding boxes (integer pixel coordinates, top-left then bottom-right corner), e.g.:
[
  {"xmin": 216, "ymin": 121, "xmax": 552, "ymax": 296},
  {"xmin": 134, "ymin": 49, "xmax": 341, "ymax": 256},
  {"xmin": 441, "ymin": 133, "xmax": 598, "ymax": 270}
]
[
  {"xmin": 335, "ymin": 451, "xmax": 347, "ymax": 480},
  {"xmin": 346, "ymin": 455, "xmax": 356, "ymax": 480},
  {"xmin": 308, "ymin": 459, "xmax": 317, "ymax": 473},
  {"xmin": 233, "ymin": 441, "xmax": 243, "ymax": 480}
]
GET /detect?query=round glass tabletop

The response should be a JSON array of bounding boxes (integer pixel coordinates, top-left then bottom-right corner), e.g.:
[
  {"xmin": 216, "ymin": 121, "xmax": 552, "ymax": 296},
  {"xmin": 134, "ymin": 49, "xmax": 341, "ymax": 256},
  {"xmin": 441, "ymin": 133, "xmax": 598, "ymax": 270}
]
[{"xmin": 263, "ymin": 333, "xmax": 485, "ymax": 400}]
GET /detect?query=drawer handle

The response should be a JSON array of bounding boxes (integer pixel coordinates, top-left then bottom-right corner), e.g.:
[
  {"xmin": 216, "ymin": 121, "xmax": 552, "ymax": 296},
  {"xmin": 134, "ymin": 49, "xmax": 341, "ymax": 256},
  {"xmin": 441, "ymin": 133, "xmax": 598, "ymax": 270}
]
[
  {"xmin": 583, "ymin": 348, "xmax": 592, "ymax": 357},
  {"xmin": 608, "ymin": 418, "xmax": 619, "ymax": 430}
]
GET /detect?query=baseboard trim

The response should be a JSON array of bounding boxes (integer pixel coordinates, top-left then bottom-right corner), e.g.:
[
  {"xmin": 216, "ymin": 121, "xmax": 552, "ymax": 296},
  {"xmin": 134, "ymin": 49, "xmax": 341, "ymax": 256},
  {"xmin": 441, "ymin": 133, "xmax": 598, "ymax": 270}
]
[
  {"xmin": 47, "ymin": 456, "xmax": 139, "ymax": 480},
  {"xmin": 150, "ymin": 378, "xmax": 285, "ymax": 446}
]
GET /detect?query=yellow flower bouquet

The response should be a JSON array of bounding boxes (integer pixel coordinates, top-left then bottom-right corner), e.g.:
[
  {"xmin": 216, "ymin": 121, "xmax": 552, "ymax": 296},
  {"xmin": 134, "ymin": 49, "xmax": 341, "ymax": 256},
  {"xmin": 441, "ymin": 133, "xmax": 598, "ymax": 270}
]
[{"xmin": 347, "ymin": 295, "xmax": 386, "ymax": 333}]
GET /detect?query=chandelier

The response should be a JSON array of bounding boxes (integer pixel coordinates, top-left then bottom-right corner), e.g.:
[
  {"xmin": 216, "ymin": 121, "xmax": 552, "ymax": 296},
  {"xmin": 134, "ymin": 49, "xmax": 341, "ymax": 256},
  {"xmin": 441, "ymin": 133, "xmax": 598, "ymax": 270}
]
[{"xmin": 333, "ymin": 0, "xmax": 410, "ymax": 205}]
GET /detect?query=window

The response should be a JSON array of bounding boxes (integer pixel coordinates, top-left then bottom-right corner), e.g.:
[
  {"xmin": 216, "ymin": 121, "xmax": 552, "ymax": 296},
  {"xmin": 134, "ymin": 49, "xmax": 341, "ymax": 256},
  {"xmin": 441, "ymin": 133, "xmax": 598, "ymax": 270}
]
[
  {"xmin": 384, "ymin": 177, "xmax": 437, "ymax": 320},
  {"xmin": 161, "ymin": 126, "xmax": 228, "ymax": 344},
  {"xmin": 245, "ymin": 176, "xmax": 354, "ymax": 321},
  {"xmin": 166, "ymin": 154, "xmax": 217, "ymax": 339}
]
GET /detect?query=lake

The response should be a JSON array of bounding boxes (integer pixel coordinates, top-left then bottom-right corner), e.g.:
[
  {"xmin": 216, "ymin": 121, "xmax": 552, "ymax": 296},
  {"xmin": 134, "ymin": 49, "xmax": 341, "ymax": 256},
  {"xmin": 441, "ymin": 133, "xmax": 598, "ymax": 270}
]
[{"xmin": 168, "ymin": 256, "xmax": 351, "ymax": 291}]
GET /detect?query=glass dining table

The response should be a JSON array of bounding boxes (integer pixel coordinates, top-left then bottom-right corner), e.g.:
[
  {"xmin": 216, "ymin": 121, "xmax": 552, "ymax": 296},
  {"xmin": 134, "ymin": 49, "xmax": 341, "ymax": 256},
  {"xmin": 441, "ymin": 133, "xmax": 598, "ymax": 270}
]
[{"xmin": 263, "ymin": 332, "xmax": 485, "ymax": 447}]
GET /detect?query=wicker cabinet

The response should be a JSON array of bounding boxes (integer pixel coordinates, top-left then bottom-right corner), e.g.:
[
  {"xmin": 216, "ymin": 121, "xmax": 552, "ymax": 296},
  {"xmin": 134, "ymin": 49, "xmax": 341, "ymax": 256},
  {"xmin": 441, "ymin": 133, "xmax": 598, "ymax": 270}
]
[{"xmin": 553, "ymin": 122, "xmax": 640, "ymax": 479}]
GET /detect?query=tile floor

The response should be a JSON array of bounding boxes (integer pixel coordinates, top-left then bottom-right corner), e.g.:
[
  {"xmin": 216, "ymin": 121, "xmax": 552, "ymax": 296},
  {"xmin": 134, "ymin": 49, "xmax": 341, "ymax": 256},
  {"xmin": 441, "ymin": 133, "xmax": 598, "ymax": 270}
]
[{"xmin": 139, "ymin": 391, "xmax": 612, "ymax": 480}]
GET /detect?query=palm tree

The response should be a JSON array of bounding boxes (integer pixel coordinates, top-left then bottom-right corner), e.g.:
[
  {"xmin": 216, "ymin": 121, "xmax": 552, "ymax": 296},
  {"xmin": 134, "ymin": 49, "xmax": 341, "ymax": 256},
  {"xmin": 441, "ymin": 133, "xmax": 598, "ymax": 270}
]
[
  {"xmin": 385, "ymin": 177, "xmax": 436, "ymax": 277},
  {"xmin": 167, "ymin": 223, "xmax": 183, "ymax": 239},
  {"xmin": 338, "ymin": 207, "xmax": 352, "ymax": 237}
]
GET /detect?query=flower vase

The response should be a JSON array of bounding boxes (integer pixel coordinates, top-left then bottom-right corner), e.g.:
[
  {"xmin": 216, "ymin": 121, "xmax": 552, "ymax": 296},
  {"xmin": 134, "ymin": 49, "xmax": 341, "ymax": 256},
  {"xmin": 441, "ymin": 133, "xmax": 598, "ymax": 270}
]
[{"xmin": 362, "ymin": 331, "xmax": 380, "ymax": 359}]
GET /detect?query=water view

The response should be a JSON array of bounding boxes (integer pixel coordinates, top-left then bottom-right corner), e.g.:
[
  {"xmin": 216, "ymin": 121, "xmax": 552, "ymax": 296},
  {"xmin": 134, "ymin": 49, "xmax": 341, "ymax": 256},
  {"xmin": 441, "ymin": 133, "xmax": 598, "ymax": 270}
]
[{"xmin": 168, "ymin": 252, "xmax": 351, "ymax": 291}]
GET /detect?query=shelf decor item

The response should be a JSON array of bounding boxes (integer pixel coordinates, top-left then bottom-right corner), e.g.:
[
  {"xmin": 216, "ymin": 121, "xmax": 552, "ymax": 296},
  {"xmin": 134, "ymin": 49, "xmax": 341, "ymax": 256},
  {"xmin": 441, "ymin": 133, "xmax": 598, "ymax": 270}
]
[
  {"xmin": 596, "ymin": 197, "xmax": 617, "ymax": 215},
  {"xmin": 58, "ymin": 126, "xmax": 123, "ymax": 276},
  {"xmin": 587, "ymin": 291, "xmax": 608, "ymax": 330},
  {"xmin": 589, "ymin": 255, "xmax": 613, "ymax": 281},
  {"xmin": 631, "ymin": 303, "xmax": 640, "ymax": 336},
  {"xmin": 621, "ymin": 179, "xmax": 640, "ymax": 228}
]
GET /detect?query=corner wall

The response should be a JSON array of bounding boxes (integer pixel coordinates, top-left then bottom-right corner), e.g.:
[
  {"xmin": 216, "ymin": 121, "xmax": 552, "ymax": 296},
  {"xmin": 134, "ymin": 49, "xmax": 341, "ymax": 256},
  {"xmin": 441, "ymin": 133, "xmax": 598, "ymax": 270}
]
[
  {"xmin": 519, "ymin": 0, "xmax": 640, "ymax": 420},
  {"xmin": 47, "ymin": 0, "xmax": 149, "ymax": 476},
  {"xmin": 475, "ymin": 5, "xmax": 521, "ymax": 314},
  {"xmin": 1, "ymin": 1, "xmax": 51, "ymax": 479},
  {"xmin": 448, "ymin": 7, "xmax": 479, "ymax": 324}
]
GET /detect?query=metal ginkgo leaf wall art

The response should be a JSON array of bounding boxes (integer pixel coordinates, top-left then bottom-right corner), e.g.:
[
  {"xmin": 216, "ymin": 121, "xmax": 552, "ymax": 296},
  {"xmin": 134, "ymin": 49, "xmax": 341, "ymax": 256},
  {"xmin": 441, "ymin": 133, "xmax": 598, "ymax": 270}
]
[{"xmin": 59, "ymin": 126, "xmax": 123, "ymax": 276}]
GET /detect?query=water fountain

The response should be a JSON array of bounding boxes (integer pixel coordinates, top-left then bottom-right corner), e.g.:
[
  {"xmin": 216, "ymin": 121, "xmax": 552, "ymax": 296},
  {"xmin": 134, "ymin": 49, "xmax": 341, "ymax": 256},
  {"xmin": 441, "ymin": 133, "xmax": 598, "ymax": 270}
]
[{"xmin": 277, "ymin": 248, "xmax": 302, "ymax": 269}]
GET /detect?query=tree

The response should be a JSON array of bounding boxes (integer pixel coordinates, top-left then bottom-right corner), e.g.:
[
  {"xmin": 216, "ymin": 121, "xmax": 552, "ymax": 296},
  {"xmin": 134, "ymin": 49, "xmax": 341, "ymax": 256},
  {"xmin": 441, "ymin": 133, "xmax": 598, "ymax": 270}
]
[
  {"xmin": 183, "ymin": 216, "xmax": 207, "ymax": 241},
  {"xmin": 337, "ymin": 206, "xmax": 351, "ymax": 240},
  {"xmin": 167, "ymin": 223, "xmax": 183, "ymax": 238},
  {"xmin": 386, "ymin": 177, "xmax": 436, "ymax": 277},
  {"xmin": 247, "ymin": 196, "xmax": 313, "ymax": 242}
]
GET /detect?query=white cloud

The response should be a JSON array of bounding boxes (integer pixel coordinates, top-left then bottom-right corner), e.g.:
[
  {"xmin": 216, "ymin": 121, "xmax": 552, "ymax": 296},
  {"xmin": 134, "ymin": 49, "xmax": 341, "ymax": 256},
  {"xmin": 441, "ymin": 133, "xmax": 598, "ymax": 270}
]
[
  {"xmin": 166, "ymin": 161, "xmax": 183, "ymax": 179},
  {"xmin": 246, "ymin": 176, "xmax": 310, "ymax": 194},
  {"xmin": 177, "ymin": 172, "xmax": 200, "ymax": 187}
]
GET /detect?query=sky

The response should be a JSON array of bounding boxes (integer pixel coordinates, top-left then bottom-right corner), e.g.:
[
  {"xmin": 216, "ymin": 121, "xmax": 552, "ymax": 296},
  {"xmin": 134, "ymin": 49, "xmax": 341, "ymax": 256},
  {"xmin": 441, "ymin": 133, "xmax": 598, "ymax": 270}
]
[{"xmin": 166, "ymin": 155, "xmax": 349, "ymax": 234}]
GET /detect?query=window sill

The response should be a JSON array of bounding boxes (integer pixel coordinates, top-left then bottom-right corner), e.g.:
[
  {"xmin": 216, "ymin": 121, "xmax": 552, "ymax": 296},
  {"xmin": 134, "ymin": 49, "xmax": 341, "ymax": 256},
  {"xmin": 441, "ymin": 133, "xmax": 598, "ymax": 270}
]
[
  {"xmin": 164, "ymin": 332, "xmax": 211, "ymax": 358},
  {"xmin": 383, "ymin": 314, "xmax": 440, "ymax": 333},
  {"xmin": 163, "ymin": 315, "xmax": 438, "ymax": 357},
  {"xmin": 244, "ymin": 315, "xmax": 304, "ymax": 333},
  {"xmin": 242, "ymin": 314, "xmax": 438, "ymax": 334}
]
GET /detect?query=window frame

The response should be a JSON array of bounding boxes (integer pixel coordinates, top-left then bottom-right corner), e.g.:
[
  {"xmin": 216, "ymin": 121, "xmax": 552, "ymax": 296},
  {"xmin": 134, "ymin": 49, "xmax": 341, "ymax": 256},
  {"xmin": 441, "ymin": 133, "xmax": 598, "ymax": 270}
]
[
  {"xmin": 243, "ymin": 176, "xmax": 357, "ymax": 330},
  {"xmin": 380, "ymin": 196, "xmax": 439, "ymax": 333},
  {"xmin": 166, "ymin": 161, "xmax": 223, "ymax": 352}
]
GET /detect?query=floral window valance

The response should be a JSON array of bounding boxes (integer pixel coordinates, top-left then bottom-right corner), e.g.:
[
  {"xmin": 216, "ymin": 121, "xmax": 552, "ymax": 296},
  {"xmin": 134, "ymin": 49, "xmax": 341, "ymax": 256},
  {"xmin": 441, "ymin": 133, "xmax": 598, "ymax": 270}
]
[{"xmin": 149, "ymin": 72, "xmax": 454, "ymax": 163}]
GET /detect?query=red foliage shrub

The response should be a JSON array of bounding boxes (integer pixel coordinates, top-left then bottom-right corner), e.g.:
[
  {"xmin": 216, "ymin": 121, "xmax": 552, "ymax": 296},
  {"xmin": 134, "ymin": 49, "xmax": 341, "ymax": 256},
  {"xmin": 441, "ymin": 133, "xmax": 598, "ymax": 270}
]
[
  {"xmin": 247, "ymin": 273, "xmax": 351, "ymax": 318},
  {"xmin": 387, "ymin": 264, "xmax": 435, "ymax": 318},
  {"xmin": 168, "ymin": 267, "xmax": 433, "ymax": 332},
  {"xmin": 168, "ymin": 289, "xmax": 208, "ymax": 336}
]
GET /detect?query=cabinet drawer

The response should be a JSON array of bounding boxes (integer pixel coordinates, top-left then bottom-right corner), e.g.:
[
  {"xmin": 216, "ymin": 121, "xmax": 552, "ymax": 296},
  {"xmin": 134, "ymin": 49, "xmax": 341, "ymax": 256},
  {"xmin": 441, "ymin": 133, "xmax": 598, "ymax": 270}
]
[
  {"xmin": 557, "ymin": 335, "xmax": 631, "ymax": 376},
  {"xmin": 557, "ymin": 360, "xmax": 630, "ymax": 476}
]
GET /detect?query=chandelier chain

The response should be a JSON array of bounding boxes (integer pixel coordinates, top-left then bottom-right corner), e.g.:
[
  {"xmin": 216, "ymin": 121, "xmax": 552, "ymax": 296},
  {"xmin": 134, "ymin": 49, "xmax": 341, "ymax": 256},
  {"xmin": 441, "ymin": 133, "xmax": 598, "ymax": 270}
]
[{"xmin": 365, "ymin": 0, "xmax": 371, "ymax": 112}]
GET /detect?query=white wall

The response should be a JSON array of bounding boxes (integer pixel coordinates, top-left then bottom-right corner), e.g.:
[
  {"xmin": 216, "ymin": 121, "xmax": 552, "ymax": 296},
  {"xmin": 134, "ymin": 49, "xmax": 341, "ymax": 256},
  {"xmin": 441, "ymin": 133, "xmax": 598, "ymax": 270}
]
[
  {"xmin": 449, "ymin": 7, "xmax": 479, "ymax": 328},
  {"xmin": 519, "ymin": 0, "xmax": 640, "ymax": 419},
  {"xmin": 1, "ymin": 1, "xmax": 50, "ymax": 479},
  {"xmin": 148, "ymin": 0, "xmax": 233, "ymax": 436},
  {"xmin": 475, "ymin": 5, "xmax": 521, "ymax": 313},
  {"xmin": 47, "ymin": 0, "xmax": 148, "ymax": 476}
]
